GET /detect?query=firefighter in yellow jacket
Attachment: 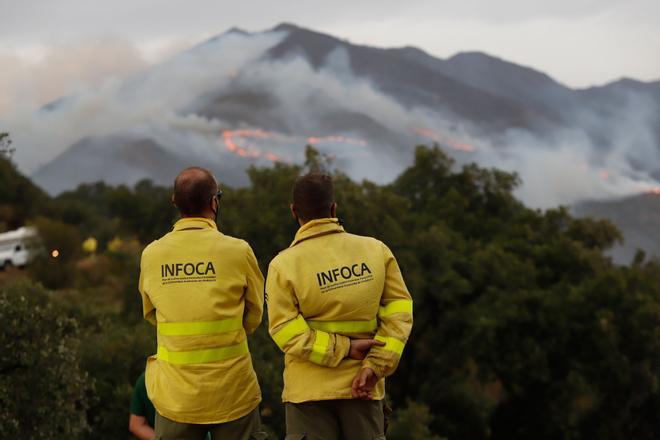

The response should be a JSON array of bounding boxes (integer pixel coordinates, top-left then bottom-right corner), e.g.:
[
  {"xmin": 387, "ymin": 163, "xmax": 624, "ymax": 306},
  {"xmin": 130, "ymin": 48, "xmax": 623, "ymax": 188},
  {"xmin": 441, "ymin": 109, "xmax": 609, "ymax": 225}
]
[
  {"xmin": 139, "ymin": 167, "xmax": 267, "ymax": 440},
  {"xmin": 267, "ymin": 173, "xmax": 413, "ymax": 439}
]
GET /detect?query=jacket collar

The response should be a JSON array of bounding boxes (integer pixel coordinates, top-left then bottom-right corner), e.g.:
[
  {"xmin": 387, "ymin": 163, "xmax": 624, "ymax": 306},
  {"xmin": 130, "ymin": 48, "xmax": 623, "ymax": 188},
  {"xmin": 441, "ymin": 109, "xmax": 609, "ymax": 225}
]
[
  {"xmin": 172, "ymin": 217, "xmax": 217, "ymax": 232},
  {"xmin": 290, "ymin": 218, "xmax": 344, "ymax": 247}
]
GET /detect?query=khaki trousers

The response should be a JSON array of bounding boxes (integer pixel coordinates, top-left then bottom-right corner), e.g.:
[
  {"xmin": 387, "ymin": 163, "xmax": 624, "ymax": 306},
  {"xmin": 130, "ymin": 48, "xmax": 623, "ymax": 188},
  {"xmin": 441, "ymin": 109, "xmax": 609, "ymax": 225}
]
[
  {"xmin": 155, "ymin": 407, "xmax": 267, "ymax": 440},
  {"xmin": 285, "ymin": 399, "xmax": 385, "ymax": 440}
]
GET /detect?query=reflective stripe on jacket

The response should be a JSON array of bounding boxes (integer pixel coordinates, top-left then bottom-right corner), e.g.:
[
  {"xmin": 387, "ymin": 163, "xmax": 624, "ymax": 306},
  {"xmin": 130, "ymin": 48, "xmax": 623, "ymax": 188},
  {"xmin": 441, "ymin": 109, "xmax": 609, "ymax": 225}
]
[
  {"xmin": 139, "ymin": 217, "xmax": 264, "ymax": 424},
  {"xmin": 266, "ymin": 218, "xmax": 413, "ymax": 403}
]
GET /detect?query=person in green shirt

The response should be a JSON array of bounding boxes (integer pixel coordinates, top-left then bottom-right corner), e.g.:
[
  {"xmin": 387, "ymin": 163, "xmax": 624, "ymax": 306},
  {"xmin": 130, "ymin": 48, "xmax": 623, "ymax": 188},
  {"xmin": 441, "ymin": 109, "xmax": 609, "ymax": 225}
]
[
  {"xmin": 129, "ymin": 372, "xmax": 213, "ymax": 440},
  {"xmin": 129, "ymin": 372, "xmax": 156, "ymax": 440}
]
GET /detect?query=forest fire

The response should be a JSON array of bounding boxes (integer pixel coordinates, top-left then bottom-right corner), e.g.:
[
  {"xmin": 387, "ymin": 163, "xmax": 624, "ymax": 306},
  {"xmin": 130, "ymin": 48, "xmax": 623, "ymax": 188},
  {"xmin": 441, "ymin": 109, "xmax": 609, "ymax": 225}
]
[
  {"xmin": 220, "ymin": 129, "xmax": 370, "ymax": 163},
  {"xmin": 413, "ymin": 128, "xmax": 475, "ymax": 152},
  {"xmin": 648, "ymin": 188, "xmax": 660, "ymax": 195},
  {"xmin": 221, "ymin": 129, "xmax": 283, "ymax": 162}
]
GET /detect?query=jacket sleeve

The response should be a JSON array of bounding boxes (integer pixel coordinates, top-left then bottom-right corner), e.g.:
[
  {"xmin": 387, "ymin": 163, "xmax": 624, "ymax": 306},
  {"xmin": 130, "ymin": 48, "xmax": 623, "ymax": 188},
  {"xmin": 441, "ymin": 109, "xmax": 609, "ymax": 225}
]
[
  {"xmin": 138, "ymin": 253, "xmax": 156, "ymax": 326},
  {"xmin": 363, "ymin": 243, "xmax": 413, "ymax": 378},
  {"xmin": 243, "ymin": 244, "xmax": 265, "ymax": 335},
  {"xmin": 267, "ymin": 263, "xmax": 351, "ymax": 367}
]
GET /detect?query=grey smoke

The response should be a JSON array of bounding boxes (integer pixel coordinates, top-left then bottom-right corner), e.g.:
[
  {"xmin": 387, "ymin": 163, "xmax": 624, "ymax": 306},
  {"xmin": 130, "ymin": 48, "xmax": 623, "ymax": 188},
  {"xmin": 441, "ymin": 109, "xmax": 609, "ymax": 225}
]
[{"xmin": 3, "ymin": 27, "xmax": 659, "ymax": 208}]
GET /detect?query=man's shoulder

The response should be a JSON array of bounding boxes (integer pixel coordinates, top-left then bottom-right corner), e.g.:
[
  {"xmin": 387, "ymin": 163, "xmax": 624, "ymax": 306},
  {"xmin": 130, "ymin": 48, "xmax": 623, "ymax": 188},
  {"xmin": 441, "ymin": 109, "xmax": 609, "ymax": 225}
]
[
  {"xmin": 341, "ymin": 231, "xmax": 386, "ymax": 252},
  {"xmin": 268, "ymin": 248, "xmax": 289, "ymax": 268},
  {"xmin": 141, "ymin": 232, "xmax": 251, "ymax": 260},
  {"xmin": 217, "ymin": 233, "xmax": 251, "ymax": 252},
  {"xmin": 269, "ymin": 241, "xmax": 303, "ymax": 273},
  {"xmin": 344, "ymin": 231, "xmax": 382, "ymax": 244},
  {"xmin": 271, "ymin": 232, "xmax": 383, "ymax": 264},
  {"xmin": 140, "ymin": 238, "xmax": 161, "ymax": 259}
]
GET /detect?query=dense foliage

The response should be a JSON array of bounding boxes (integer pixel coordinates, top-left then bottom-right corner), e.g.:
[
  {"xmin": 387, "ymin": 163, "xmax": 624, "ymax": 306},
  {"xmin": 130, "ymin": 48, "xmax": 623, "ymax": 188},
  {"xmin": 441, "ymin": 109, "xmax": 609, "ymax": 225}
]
[
  {"xmin": 0, "ymin": 133, "xmax": 48, "ymax": 232},
  {"xmin": 0, "ymin": 281, "xmax": 89, "ymax": 438},
  {"xmin": 1, "ymin": 145, "xmax": 660, "ymax": 439}
]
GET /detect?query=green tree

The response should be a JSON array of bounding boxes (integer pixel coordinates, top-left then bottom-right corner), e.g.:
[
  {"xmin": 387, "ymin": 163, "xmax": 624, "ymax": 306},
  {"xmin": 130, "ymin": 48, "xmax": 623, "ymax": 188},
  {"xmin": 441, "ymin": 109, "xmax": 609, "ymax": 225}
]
[
  {"xmin": 0, "ymin": 280, "xmax": 89, "ymax": 438},
  {"xmin": 0, "ymin": 132, "xmax": 14, "ymax": 158},
  {"xmin": 4, "ymin": 144, "xmax": 660, "ymax": 440},
  {"xmin": 0, "ymin": 144, "xmax": 49, "ymax": 231},
  {"xmin": 388, "ymin": 401, "xmax": 445, "ymax": 440}
]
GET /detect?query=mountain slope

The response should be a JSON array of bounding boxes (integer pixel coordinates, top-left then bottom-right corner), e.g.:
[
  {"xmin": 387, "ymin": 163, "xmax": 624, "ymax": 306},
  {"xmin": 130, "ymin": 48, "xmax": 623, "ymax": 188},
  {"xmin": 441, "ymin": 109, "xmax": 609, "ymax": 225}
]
[
  {"xmin": 32, "ymin": 135, "xmax": 253, "ymax": 194},
  {"xmin": 265, "ymin": 23, "xmax": 551, "ymax": 133},
  {"xmin": 574, "ymin": 193, "xmax": 660, "ymax": 263},
  {"xmin": 33, "ymin": 136, "xmax": 187, "ymax": 194},
  {"xmin": 19, "ymin": 22, "xmax": 660, "ymax": 207}
]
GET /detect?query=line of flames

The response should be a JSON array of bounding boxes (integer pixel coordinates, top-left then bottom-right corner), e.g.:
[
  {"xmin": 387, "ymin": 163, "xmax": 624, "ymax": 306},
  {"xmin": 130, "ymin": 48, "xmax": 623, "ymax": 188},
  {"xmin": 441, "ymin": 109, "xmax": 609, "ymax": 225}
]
[
  {"xmin": 222, "ymin": 129, "xmax": 282, "ymax": 162},
  {"xmin": 413, "ymin": 128, "xmax": 476, "ymax": 152},
  {"xmin": 220, "ymin": 129, "xmax": 369, "ymax": 163},
  {"xmin": 583, "ymin": 165, "xmax": 660, "ymax": 197},
  {"xmin": 220, "ymin": 128, "xmax": 660, "ymax": 197}
]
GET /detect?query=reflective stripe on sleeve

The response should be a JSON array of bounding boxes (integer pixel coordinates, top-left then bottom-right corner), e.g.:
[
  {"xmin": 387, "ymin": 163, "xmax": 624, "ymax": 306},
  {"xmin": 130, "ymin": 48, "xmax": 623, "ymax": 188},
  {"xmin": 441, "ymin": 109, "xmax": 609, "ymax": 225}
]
[
  {"xmin": 272, "ymin": 315, "xmax": 310, "ymax": 349},
  {"xmin": 157, "ymin": 317, "xmax": 243, "ymax": 336},
  {"xmin": 156, "ymin": 340, "xmax": 248, "ymax": 365},
  {"xmin": 308, "ymin": 330, "xmax": 330, "ymax": 364},
  {"xmin": 375, "ymin": 335, "xmax": 406, "ymax": 355},
  {"xmin": 308, "ymin": 319, "xmax": 377, "ymax": 333},
  {"xmin": 378, "ymin": 299, "xmax": 413, "ymax": 318}
]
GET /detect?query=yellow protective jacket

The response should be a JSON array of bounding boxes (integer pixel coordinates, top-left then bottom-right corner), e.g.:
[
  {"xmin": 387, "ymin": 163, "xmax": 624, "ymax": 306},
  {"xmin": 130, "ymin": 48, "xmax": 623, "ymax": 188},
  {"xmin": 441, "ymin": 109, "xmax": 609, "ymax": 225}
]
[
  {"xmin": 139, "ymin": 217, "xmax": 264, "ymax": 424},
  {"xmin": 266, "ymin": 218, "xmax": 413, "ymax": 403}
]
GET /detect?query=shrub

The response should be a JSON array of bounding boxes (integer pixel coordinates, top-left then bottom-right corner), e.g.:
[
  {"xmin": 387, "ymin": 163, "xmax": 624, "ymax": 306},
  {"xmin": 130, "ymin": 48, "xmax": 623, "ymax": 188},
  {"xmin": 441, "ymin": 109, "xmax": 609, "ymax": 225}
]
[{"xmin": 0, "ymin": 280, "xmax": 89, "ymax": 438}]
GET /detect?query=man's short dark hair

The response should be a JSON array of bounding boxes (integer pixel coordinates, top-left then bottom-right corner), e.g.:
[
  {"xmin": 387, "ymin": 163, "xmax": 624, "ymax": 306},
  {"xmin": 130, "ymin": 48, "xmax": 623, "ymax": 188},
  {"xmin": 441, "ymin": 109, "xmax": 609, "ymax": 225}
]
[
  {"xmin": 292, "ymin": 173, "xmax": 334, "ymax": 221},
  {"xmin": 173, "ymin": 167, "xmax": 217, "ymax": 217}
]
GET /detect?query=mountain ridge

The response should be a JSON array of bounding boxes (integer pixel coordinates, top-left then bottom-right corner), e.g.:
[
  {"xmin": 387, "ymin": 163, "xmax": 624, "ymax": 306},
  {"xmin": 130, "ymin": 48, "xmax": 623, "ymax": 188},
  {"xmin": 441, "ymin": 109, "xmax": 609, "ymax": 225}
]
[{"xmin": 18, "ymin": 22, "xmax": 660, "ymax": 262}]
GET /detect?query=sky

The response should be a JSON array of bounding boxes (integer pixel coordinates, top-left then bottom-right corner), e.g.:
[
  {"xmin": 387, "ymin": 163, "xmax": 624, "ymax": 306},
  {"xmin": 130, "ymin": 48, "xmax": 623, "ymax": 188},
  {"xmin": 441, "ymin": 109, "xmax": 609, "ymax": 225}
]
[{"xmin": 1, "ymin": 0, "xmax": 659, "ymax": 115}]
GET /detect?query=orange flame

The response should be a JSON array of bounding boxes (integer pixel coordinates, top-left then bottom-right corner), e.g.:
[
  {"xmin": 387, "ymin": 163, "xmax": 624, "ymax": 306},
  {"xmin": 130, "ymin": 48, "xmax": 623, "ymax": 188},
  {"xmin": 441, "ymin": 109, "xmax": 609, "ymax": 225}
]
[
  {"xmin": 413, "ymin": 128, "xmax": 475, "ymax": 152},
  {"xmin": 221, "ymin": 129, "xmax": 282, "ymax": 162},
  {"xmin": 220, "ymin": 129, "xmax": 369, "ymax": 163},
  {"xmin": 648, "ymin": 188, "xmax": 660, "ymax": 195}
]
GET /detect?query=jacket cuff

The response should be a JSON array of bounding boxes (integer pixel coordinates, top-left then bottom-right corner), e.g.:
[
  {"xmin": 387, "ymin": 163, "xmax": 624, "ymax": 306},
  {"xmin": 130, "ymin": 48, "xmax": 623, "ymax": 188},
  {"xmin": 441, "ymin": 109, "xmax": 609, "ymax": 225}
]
[
  {"xmin": 337, "ymin": 334, "xmax": 351, "ymax": 360},
  {"xmin": 362, "ymin": 358, "xmax": 386, "ymax": 379}
]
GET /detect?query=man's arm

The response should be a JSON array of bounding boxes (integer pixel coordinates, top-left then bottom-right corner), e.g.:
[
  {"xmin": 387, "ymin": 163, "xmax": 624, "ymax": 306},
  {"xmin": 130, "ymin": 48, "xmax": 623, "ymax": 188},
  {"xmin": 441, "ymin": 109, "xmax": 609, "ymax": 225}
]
[
  {"xmin": 243, "ymin": 244, "xmax": 265, "ymax": 335},
  {"xmin": 267, "ymin": 263, "xmax": 353, "ymax": 367},
  {"xmin": 128, "ymin": 414, "xmax": 155, "ymax": 440},
  {"xmin": 360, "ymin": 243, "xmax": 413, "ymax": 379},
  {"xmin": 138, "ymin": 254, "xmax": 156, "ymax": 326},
  {"xmin": 128, "ymin": 374, "xmax": 155, "ymax": 440}
]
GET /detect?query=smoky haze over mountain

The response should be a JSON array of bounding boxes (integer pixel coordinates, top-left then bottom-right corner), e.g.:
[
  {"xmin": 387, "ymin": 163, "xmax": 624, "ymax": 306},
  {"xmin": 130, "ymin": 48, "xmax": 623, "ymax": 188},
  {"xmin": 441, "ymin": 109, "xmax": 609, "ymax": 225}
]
[{"xmin": 4, "ymin": 23, "xmax": 660, "ymax": 208}]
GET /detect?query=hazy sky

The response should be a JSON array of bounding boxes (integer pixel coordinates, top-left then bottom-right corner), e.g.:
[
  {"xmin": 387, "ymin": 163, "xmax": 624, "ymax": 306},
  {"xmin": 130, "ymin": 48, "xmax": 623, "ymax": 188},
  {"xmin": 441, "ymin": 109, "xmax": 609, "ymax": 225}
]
[{"xmin": 1, "ymin": 0, "xmax": 659, "ymax": 114}]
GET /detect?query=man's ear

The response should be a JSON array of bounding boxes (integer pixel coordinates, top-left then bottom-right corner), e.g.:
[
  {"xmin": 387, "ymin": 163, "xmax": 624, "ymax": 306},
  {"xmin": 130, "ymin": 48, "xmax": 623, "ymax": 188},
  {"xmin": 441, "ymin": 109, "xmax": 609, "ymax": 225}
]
[
  {"xmin": 330, "ymin": 202, "xmax": 338, "ymax": 218},
  {"xmin": 171, "ymin": 194, "xmax": 176, "ymax": 207},
  {"xmin": 290, "ymin": 203, "xmax": 297, "ymax": 220}
]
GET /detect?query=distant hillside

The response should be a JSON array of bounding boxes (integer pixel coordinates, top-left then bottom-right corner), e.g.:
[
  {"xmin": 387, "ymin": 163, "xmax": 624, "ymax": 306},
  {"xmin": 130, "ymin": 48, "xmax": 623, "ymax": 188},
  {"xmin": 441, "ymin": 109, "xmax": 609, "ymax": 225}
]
[
  {"xmin": 262, "ymin": 23, "xmax": 549, "ymax": 133},
  {"xmin": 574, "ymin": 193, "xmax": 660, "ymax": 263},
  {"xmin": 18, "ymin": 22, "xmax": 658, "ymax": 197},
  {"xmin": 32, "ymin": 135, "xmax": 251, "ymax": 194}
]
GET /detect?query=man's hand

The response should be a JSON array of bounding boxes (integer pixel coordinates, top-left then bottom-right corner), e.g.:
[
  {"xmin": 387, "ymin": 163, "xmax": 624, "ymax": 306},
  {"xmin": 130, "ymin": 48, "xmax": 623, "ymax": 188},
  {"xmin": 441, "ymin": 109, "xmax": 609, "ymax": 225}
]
[
  {"xmin": 351, "ymin": 367, "xmax": 379, "ymax": 400},
  {"xmin": 128, "ymin": 414, "xmax": 155, "ymax": 440},
  {"xmin": 348, "ymin": 338, "xmax": 385, "ymax": 360}
]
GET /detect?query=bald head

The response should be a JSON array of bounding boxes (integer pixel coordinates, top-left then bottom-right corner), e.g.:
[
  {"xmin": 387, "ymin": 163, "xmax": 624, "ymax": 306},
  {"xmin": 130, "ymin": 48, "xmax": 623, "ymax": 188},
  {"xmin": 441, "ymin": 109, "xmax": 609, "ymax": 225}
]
[{"xmin": 173, "ymin": 167, "xmax": 218, "ymax": 218}]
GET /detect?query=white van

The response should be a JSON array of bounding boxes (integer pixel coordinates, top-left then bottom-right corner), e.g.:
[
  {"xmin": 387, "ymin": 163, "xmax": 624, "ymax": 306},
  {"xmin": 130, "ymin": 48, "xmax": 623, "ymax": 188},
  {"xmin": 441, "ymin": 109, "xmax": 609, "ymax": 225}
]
[{"xmin": 0, "ymin": 227, "xmax": 40, "ymax": 269}]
